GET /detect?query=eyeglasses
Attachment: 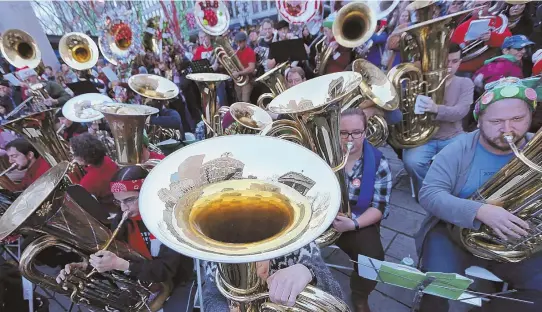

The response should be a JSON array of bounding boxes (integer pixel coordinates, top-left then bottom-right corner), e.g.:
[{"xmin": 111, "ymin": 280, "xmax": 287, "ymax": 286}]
[
  {"xmin": 113, "ymin": 196, "xmax": 139, "ymax": 207},
  {"xmin": 340, "ymin": 130, "xmax": 365, "ymax": 139}
]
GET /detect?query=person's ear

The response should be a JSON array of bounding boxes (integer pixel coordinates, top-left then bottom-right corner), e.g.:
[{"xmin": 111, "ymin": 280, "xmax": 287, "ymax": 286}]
[{"xmin": 27, "ymin": 151, "xmax": 35, "ymax": 160}]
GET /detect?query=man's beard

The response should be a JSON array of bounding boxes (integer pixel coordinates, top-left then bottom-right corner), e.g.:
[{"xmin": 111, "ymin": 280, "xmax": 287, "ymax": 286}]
[{"xmin": 480, "ymin": 128, "xmax": 525, "ymax": 152}]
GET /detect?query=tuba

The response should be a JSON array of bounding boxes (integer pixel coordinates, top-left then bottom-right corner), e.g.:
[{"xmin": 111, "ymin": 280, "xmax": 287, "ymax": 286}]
[
  {"xmin": 138, "ymin": 135, "xmax": 350, "ymax": 311},
  {"xmin": 262, "ymin": 72, "xmax": 363, "ymax": 246},
  {"xmin": 98, "ymin": 18, "xmax": 136, "ymax": 66},
  {"xmin": 255, "ymin": 62, "xmax": 288, "ymax": 108},
  {"xmin": 94, "ymin": 103, "xmax": 159, "ymax": 166},
  {"xmin": 214, "ymin": 35, "xmax": 249, "ymax": 86},
  {"xmin": 313, "ymin": 37, "xmax": 334, "ymax": 76},
  {"xmin": 128, "ymin": 74, "xmax": 182, "ymax": 144},
  {"xmin": 186, "ymin": 72, "xmax": 230, "ymax": 138},
  {"xmin": 453, "ymin": 129, "xmax": 542, "ymax": 263},
  {"xmin": 0, "ymin": 161, "xmax": 171, "ymax": 311},
  {"xmin": 387, "ymin": 7, "xmax": 473, "ymax": 149},
  {"xmin": 351, "ymin": 59, "xmax": 399, "ymax": 146},
  {"xmin": 2, "ymin": 108, "xmax": 72, "ymax": 167},
  {"xmin": 59, "ymin": 32, "xmax": 99, "ymax": 71},
  {"xmin": 332, "ymin": 2, "xmax": 377, "ymax": 49}
]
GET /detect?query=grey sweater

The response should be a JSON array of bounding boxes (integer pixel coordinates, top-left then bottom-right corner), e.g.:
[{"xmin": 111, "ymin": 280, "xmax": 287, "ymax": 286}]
[
  {"xmin": 201, "ymin": 242, "xmax": 344, "ymax": 311},
  {"xmin": 433, "ymin": 76, "xmax": 474, "ymax": 140},
  {"xmin": 415, "ymin": 130, "xmax": 533, "ymax": 253}
]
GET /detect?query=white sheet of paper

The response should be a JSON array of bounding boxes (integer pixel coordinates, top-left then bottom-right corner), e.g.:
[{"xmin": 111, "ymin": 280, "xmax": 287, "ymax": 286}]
[
  {"xmin": 3, "ymin": 73, "xmax": 21, "ymax": 86},
  {"xmin": 464, "ymin": 19, "xmax": 491, "ymax": 41},
  {"xmin": 102, "ymin": 67, "xmax": 119, "ymax": 82},
  {"xmin": 415, "ymin": 95, "xmax": 431, "ymax": 115}
]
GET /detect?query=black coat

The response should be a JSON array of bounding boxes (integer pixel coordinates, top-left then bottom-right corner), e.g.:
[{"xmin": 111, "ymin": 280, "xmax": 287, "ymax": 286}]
[{"xmin": 110, "ymin": 213, "xmax": 194, "ymax": 285}]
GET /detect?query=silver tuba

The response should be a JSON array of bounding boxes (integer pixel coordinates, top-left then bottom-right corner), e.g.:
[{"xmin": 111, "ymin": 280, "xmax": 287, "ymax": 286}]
[{"xmin": 138, "ymin": 135, "xmax": 350, "ymax": 311}]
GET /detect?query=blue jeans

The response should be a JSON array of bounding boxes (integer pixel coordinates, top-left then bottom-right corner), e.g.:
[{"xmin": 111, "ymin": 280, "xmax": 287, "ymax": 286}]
[
  {"xmin": 217, "ymin": 81, "xmax": 227, "ymax": 107},
  {"xmin": 420, "ymin": 223, "xmax": 542, "ymax": 312},
  {"xmin": 403, "ymin": 135, "xmax": 463, "ymax": 197}
]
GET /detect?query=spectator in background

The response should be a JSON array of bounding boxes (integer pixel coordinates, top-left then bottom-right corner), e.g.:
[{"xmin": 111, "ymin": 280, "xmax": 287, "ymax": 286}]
[
  {"xmin": 473, "ymin": 35, "xmax": 534, "ymax": 90},
  {"xmin": 61, "ymin": 63, "xmax": 79, "ymax": 83},
  {"xmin": 0, "ymin": 80, "xmax": 16, "ymax": 113},
  {"xmin": 41, "ymin": 66, "xmax": 55, "ymax": 82}
]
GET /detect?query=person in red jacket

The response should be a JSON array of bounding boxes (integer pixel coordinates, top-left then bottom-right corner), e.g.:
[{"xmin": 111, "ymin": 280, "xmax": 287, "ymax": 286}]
[
  {"xmin": 70, "ymin": 133, "xmax": 118, "ymax": 213},
  {"xmin": 5, "ymin": 139, "xmax": 51, "ymax": 189},
  {"xmin": 451, "ymin": 0, "xmax": 512, "ymax": 74}
]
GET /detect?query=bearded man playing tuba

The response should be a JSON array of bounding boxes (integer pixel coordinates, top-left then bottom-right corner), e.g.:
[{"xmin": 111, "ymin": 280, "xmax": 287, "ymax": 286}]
[{"xmin": 416, "ymin": 78, "xmax": 542, "ymax": 312}]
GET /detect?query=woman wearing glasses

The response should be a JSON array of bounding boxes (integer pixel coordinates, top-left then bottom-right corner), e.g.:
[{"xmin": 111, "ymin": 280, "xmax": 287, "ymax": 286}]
[
  {"xmin": 56, "ymin": 166, "xmax": 194, "ymax": 310},
  {"xmin": 333, "ymin": 108, "xmax": 392, "ymax": 312}
]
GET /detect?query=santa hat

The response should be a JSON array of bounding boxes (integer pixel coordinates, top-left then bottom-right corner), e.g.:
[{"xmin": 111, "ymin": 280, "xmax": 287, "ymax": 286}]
[{"xmin": 532, "ymin": 49, "xmax": 542, "ymax": 76}]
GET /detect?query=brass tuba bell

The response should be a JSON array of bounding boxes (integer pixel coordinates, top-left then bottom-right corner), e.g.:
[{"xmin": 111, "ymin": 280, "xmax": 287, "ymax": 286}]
[
  {"xmin": 255, "ymin": 62, "xmax": 288, "ymax": 108},
  {"xmin": 0, "ymin": 29, "xmax": 41, "ymax": 69},
  {"xmin": 59, "ymin": 32, "xmax": 99, "ymax": 70}
]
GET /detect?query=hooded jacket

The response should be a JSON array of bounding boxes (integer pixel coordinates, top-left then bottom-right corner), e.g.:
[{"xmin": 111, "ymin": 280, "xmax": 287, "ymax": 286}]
[{"xmin": 474, "ymin": 54, "xmax": 524, "ymax": 85}]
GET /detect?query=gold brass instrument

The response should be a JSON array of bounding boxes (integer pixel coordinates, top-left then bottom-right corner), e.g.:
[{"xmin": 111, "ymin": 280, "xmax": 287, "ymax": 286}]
[
  {"xmin": 0, "ymin": 161, "xmax": 171, "ymax": 311},
  {"xmin": 387, "ymin": 8, "xmax": 473, "ymax": 149},
  {"xmin": 186, "ymin": 73, "xmax": 230, "ymax": 138},
  {"xmin": 255, "ymin": 62, "xmax": 288, "ymax": 108},
  {"xmin": 0, "ymin": 29, "xmax": 41, "ymax": 69},
  {"xmin": 59, "ymin": 32, "xmax": 99, "ymax": 71},
  {"xmin": 214, "ymin": 35, "xmax": 249, "ymax": 87},
  {"xmin": 453, "ymin": 130, "xmax": 542, "ymax": 263},
  {"xmin": 138, "ymin": 135, "xmax": 350, "ymax": 311},
  {"xmin": 0, "ymin": 30, "xmax": 52, "ymax": 110},
  {"xmin": 222, "ymin": 102, "xmax": 273, "ymax": 135},
  {"xmin": 94, "ymin": 103, "xmax": 159, "ymax": 166},
  {"xmin": 263, "ymin": 72, "xmax": 363, "ymax": 246},
  {"xmin": 313, "ymin": 37, "xmax": 334, "ymax": 76},
  {"xmin": 332, "ymin": 2, "xmax": 377, "ymax": 49},
  {"xmin": 127, "ymin": 74, "xmax": 182, "ymax": 145},
  {"xmin": 2, "ymin": 108, "xmax": 72, "ymax": 167}
]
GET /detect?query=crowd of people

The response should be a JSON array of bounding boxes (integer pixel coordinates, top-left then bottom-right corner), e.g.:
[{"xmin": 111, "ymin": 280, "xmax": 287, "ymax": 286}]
[{"xmin": 1, "ymin": 0, "xmax": 542, "ymax": 312}]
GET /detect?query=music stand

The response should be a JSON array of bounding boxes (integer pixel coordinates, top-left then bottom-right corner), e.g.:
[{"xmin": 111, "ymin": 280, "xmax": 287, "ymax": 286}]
[
  {"xmin": 188, "ymin": 59, "xmax": 214, "ymax": 74},
  {"xmin": 269, "ymin": 38, "xmax": 308, "ymax": 63},
  {"xmin": 66, "ymin": 81, "xmax": 99, "ymax": 96},
  {"xmin": 354, "ymin": 255, "xmax": 534, "ymax": 312}
]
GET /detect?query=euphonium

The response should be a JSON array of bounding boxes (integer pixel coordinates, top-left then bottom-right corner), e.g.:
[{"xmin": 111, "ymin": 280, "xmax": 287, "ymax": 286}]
[
  {"xmin": 387, "ymin": 7, "xmax": 473, "ymax": 149},
  {"xmin": 94, "ymin": 103, "xmax": 159, "ymax": 166},
  {"xmin": 0, "ymin": 161, "xmax": 171, "ymax": 311},
  {"xmin": 214, "ymin": 35, "xmax": 249, "ymax": 86},
  {"xmin": 59, "ymin": 32, "xmax": 99, "ymax": 70},
  {"xmin": 186, "ymin": 72, "xmax": 230, "ymax": 138},
  {"xmin": 138, "ymin": 135, "xmax": 350, "ymax": 312},
  {"xmin": 452, "ymin": 130, "xmax": 542, "ymax": 263},
  {"xmin": 263, "ymin": 72, "xmax": 363, "ymax": 246},
  {"xmin": 255, "ymin": 62, "xmax": 288, "ymax": 108}
]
